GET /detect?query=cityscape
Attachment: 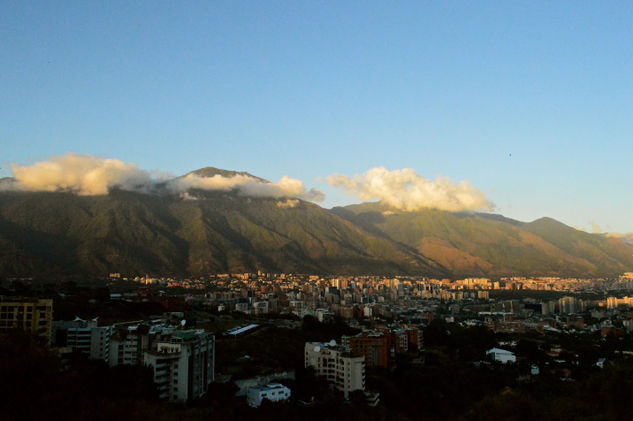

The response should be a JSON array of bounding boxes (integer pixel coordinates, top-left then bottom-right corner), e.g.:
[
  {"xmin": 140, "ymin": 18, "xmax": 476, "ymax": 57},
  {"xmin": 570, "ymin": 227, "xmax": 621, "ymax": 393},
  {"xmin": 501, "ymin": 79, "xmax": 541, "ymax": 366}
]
[
  {"xmin": 4, "ymin": 270, "xmax": 633, "ymax": 418},
  {"xmin": 3, "ymin": 1, "xmax": 633, "ymax": 420}
]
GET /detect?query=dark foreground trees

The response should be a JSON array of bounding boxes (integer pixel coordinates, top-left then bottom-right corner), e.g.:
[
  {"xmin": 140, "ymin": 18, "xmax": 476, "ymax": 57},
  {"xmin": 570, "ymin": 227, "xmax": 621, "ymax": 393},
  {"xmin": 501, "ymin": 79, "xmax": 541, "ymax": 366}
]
[
  {"xmin": 0, "ymin": 330, "xmax": 161, "ymax": 420},
  {"xmin": 4, "ymin": 328, "xmax": 633, "ymax": 420}
]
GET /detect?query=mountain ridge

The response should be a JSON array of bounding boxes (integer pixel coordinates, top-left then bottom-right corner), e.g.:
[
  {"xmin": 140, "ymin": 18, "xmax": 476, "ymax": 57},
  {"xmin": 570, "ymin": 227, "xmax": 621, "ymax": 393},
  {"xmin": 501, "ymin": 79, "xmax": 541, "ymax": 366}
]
[
  {"xmin": 0, "ymin": 189, "xmax": 445, "ymax": 278},
  {"xmin": 1, "ymin": 168, "xmax": 632, "ymax": 279},
  {"xmin": 334, "ymin": 202, "xmax": 633, "ymax": 278},
  {"xmin": 186, "ymin": 167, "xmax": 267, "ymax": 182}
]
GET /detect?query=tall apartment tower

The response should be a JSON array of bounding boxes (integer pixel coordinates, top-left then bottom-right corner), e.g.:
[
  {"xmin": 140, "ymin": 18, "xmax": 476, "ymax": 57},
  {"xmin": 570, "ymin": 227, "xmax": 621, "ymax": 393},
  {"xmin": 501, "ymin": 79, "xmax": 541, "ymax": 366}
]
[
  {"xmin": 304, "ymin": 340, "xmax": 365, "ymax": 398},
  {"xmin": 144, "ymin": 330, "xmax": 215, "ymax": 402},
  {"xmin": 53, "ymin": 317, "xmax": 113, "ymax": 361},
  {"xmin": 109, "ymin": 322, "xmax": 166, "ymax": 366}
]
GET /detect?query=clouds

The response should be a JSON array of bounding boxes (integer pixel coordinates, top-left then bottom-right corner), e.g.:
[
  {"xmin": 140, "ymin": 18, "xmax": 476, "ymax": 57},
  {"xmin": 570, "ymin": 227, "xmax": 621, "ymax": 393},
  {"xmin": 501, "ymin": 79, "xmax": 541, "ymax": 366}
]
[
  {"xmin": 588, "ymin": 221, "xmax": 603, "ymax": 233},
  {"xmin": 168, "ymin": 173, "xmax": 324, "ymax": 201},
  {"xmin": 4, "ymin": 153, "xmax": 324, "ymax": 202},
  {"xmin": 325, "ymin": 167, "xmax": 493, "ymax": 212},
  {"xmin": 9, "ymin": 153, "xmax": 155, "ymax": 195},
  {"xmin": 3, "ymin": 155, "xmax": 491, "ymax": 213}
]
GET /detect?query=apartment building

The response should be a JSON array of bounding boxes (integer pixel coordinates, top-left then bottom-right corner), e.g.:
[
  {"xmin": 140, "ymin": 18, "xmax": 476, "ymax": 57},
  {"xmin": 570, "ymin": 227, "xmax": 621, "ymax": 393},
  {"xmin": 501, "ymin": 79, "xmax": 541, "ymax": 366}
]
[
  {"xmin": 304, "ymin": 340, "xmax": 365, "ymax": 398},
  {"xmin": 0, "ymin": 297, "xmax": 53, "ymax": 344},
  {"xmin": 109, "ymin": 321, "xmax": 167, "ymax": 366},
  {"xmin": 403, "ymin": 325, "xmax": 422, "ymax": 350},
  {"xmin": 53, "ymin": 317, "xmax": 113, "ymax": 361},
  {"xmin": 252, "ymin": 300, "xmax": 269, "ymax": 315},
  {"xmin": 342, "ymin": 332, "xmax": 392, "ymax": 368},
  {"xmin": 144, "ymin": 330, "xmax": 215, "ymax": 401}
]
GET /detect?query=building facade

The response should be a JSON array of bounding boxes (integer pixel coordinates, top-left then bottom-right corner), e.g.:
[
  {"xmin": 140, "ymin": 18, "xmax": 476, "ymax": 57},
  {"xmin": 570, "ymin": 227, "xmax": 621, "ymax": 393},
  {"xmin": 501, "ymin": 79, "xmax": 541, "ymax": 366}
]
[
  {"xmin": 486, "ymin": 347, "xmax": 516, "ymax": 364},
  {"xmin": 53, "ymin": 317, "xmax": 112, "ymax": 361},
  {"xmin": 247, "ymin": 383, "xmax": 291, "ymax": 407},
  {"xmin": 109, "ymin": 321, "xmax": 166, "ymax": 366},
  {"xmin": 144, "ymin": 330, "xmax": 215, "ymax": 402},
  {"xmin": 342, "ymin": 332, "xmax": 392, "ymax": 368},
  {"xmin": 0, "ymin": 297, "xmax": 53, "ymax": 344},
  {"xmin": 304, "ymin": 340, "xmax": 365, "ymax": 398}
]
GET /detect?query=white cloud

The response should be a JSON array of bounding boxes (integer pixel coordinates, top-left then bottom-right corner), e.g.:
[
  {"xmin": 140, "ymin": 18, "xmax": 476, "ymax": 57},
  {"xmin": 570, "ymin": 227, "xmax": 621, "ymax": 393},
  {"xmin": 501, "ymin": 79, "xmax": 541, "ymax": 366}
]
[
  {"xmin": 325, "ymin": 167, "xmax": 493, "ymax": 212},
  {"xmin": 9, "ymin": 153, "xmax": 154, "ymax": 195},
  {"xmin": 588, "ymin": 221, "xmax": 602, "ymax": 233},
  {"xmin": 4, "ymin": 153, "xmax": 324, "ymax": 202},
  {"xmin": 167, "ymin": 173, "xmax": 323, "ymax": 201}
]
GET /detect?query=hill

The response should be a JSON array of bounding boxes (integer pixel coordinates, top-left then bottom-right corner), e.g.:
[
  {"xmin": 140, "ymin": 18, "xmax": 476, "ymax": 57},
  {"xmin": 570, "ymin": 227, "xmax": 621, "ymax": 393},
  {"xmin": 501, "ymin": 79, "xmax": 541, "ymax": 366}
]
[
  {"xmin": 332, "ymin": 203, "xmax": 633, "ymax": 277},
  {"xmin": 1, "ymin": 168, "xmax": 632, "ymax": 279},
  {"xmin": 185, "ymin": 167, "xmax": 267, "ymax": 182},
  {"xmin": 0, "ymin": 188, "xmax": 443, "ymax": 278}
]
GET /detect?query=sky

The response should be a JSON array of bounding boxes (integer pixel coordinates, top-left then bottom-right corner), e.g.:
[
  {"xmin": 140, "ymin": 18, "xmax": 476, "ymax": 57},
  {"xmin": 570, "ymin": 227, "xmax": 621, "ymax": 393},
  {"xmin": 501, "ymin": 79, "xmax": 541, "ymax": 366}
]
[{"xmin": 2, "ymin": 1, "xmax": 632, "ymax": 232}]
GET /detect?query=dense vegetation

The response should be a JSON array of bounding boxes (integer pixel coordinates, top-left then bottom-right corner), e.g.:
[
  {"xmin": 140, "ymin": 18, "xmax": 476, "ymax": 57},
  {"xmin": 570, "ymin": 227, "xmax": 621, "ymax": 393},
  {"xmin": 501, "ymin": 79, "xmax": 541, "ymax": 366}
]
[{"xmin": 0, "ymin": 190, "xmax": 440, "ymax": 278}]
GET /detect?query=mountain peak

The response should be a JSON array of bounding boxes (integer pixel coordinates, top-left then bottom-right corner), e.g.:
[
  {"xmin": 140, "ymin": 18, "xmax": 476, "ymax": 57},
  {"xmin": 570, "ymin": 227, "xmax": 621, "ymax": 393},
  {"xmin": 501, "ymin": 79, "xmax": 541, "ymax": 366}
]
[
  {"xmin": 528, "ymin": 216, "xmax": 569, "ymax": 228},
  {"xmin": 185, "ymin": 167, "xmax": 266, "ymax": 182}
]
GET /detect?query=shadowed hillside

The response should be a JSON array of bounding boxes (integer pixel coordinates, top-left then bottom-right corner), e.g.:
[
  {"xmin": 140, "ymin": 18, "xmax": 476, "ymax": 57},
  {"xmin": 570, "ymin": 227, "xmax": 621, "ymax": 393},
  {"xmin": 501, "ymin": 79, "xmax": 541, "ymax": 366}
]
[
  {"xmin": 2, "ymin": 168, "xmax": 632, "ymax": 279},
  {"xmin": 0, "ymin": 189, "xmax": 444, "ymax": 278},
  {"xmin": 333, "ymin": 203, "xmax": 633, "ymax": 277}
]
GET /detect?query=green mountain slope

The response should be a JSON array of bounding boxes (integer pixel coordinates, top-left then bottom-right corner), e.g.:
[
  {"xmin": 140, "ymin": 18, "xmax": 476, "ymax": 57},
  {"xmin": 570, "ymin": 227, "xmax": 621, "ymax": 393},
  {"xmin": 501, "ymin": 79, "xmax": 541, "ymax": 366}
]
[
  {"xmin": 0, "ymin": 189, "xmax": 444, "ymax": 278},
  {"xmin": 2, "ymin": 168, "xmax": 632, "ymax": 279},
  {"xmin": 333, "ymin": 203, "xmax": 633, "ymax": 277}
]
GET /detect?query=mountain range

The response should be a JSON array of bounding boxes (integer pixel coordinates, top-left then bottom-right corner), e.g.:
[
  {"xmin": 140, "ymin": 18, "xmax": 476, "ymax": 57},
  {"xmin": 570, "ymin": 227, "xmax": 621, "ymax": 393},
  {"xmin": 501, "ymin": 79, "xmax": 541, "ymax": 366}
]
[{"xmin": 1, "ymin": 167, "xmax": 632, "ymax": 279}]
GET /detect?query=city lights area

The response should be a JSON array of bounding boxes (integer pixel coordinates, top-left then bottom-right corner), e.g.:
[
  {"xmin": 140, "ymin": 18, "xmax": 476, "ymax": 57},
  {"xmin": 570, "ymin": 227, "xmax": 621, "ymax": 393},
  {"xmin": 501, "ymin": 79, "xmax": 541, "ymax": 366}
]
[{"xmin": 3, "ymin": 271, "xmax": 633, "ymax": 419}]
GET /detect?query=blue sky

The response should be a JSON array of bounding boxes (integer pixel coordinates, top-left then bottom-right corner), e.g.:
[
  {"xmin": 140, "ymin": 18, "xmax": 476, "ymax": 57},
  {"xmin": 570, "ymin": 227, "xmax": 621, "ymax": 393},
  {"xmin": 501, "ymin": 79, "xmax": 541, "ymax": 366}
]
[{"xmin": 2, "ymin": 1, "xmax": 632, "ymax": 232}]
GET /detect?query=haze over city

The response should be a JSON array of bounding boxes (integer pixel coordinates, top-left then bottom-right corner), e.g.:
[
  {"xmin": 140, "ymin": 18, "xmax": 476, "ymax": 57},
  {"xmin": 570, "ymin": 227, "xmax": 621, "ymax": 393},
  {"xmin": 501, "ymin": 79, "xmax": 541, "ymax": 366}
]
[{"xmin": 2, "ymin": 1, "xmax": 633, "ymax": 232}]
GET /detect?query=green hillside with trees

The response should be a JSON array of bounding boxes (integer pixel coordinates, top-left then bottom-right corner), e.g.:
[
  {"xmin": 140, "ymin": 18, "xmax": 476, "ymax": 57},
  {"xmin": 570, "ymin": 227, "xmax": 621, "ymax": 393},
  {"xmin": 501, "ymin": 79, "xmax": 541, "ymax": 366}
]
[{"xmin": 1, "ymin": 168, "xmax": 633, "ymax": 279}]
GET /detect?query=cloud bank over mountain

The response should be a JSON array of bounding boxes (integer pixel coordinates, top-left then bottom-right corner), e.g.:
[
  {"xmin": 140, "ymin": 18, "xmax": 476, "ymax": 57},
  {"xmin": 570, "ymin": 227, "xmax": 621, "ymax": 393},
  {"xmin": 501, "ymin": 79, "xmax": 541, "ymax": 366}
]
[
  {"xmin": 4, "ymin": 153, "xmax": 324, "ymax": 201},
  {"xmin": 4, "ymin": 155, "xmax": 494, "ymax": 210},
  {"xmin": 325, "ymin": 167, "xmax": 493, "ymax": 212},
  {"xmin": 169, "ymin": 173, "xmax": 323, "ymax": 201},
  {"xmin": 9, "ymin": 153, "xmax": 155, "ymax": 195}
]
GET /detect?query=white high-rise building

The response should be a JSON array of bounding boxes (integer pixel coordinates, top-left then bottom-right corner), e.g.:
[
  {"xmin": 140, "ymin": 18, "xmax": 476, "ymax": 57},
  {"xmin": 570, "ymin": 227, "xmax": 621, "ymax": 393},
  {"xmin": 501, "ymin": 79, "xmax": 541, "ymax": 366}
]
[
  {"xmin": 109, "ymin": 324, "xmax": 149, "ymax": 366},
  {"xmin": 144, "ymin": 330, "xmax": 215, "ymax": 402},
  {"xmin": 304, "ymin": 340, "xmax": 365, "ymax": 398},
  {"xmin": 53, "ymin": 317, "xmax": 113, "ymax": 361}
]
